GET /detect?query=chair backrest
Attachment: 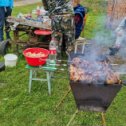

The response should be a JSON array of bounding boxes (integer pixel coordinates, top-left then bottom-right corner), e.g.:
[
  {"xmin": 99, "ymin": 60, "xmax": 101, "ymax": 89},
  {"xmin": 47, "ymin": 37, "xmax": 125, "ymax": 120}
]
[{"xmin": 74, "ymin": 37, "xmax": 87, "ymax": 54}]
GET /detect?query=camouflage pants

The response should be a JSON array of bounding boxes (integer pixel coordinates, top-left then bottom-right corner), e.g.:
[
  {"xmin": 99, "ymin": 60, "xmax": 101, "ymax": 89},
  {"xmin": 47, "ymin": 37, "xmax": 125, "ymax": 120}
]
[
  {"xmin": 51, "ymin": 14, "xmax": 75, "ymax": 53},
  {"xmin": 42, "ymin": 0, "xmax": 73, "ymax": 15}
]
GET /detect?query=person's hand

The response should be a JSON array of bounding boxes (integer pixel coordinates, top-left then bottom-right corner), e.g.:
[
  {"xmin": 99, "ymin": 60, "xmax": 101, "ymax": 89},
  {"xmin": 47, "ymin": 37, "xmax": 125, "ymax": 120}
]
[
  {"xmin": 114, "ymin": 45, "xmax": 121, "ymax": 49},
  {"xmin": 117, "ymin": 30, "xmax": 123, "ymax": 36},
  {"xmin": 109, "ymin": 47, "xmax": 120, "ymax": 56}
]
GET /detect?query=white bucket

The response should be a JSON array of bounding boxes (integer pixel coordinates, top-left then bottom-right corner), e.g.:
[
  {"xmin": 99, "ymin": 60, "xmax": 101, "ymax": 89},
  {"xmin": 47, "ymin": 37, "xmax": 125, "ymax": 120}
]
[{"xmin": 4, "ymin": 54, "xmax": 18, "ymax": 67}]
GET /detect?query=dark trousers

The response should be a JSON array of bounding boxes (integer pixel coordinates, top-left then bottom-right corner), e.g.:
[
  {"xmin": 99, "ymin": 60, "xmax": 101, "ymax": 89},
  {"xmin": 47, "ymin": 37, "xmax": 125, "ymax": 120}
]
[{"xmin": 0, "ymin": 7, "xmax": 12, "ymax": 41}]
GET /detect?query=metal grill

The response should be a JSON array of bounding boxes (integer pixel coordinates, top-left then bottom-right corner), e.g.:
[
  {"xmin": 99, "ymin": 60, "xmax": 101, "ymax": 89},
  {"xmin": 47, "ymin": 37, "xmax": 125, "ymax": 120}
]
[{"xmin": 69, "ymin": 53, "xmax": 122, "ymax": 112}]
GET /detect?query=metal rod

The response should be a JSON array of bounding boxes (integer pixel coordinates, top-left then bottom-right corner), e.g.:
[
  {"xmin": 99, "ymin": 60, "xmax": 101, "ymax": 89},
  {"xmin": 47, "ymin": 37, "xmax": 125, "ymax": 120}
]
[
  {"xmin": 66, "ymin": 109, "xmax": 79, "ymax": 126},
  {"xmin": 54, "ymin": 87, "xmax": 71, "ymax": 111},
  {"xmin": 82, "ymin": 44, "xmax": 85, "ymax": 54},
  {"xmin": 111, "ymin": 64, "xmax": 119, "ymax": 66},
  {"xmin": 101, "ymin": 112, "xmax": 106, "ymax": 126}
]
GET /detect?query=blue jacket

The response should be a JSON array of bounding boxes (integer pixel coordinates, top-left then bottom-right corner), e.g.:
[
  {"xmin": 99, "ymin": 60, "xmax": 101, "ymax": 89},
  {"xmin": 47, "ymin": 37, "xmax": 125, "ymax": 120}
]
[
  {"xmin": 74, "ymin": 4, "xmax": 86, "ymax": 39},
  {"xmin": 0, "ymin": 0, "xmax": 13, "ymax": 8}
]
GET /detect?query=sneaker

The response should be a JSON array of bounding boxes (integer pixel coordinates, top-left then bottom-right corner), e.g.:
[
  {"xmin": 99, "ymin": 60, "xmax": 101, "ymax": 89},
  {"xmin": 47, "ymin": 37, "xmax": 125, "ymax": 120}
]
[
  {"xmin": 5, "ymin": 39, "xmax": 11, "ymax": 47},
  {"xmin": 0, "ymin": 41, "xmax": 5, "ymax": 55},
  {"xmin": 0, "ymin": 41, "xmax": 4, "ymax": 46},
  {"xmin": 0, "ymin": 41, "xmax": 9, "ymax": 55}
]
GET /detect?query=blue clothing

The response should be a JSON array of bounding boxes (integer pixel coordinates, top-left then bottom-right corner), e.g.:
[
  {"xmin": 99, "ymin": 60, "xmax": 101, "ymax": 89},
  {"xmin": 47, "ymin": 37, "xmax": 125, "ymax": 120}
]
[
  {"xmin": 0, "ymin": 7, "xmax": 12, "ymax": 41},
  {"xmin": 74, "ymin": 4, "xmax": 86, "ymax": 39},
  {"xmin": 0, "ymin": 0, "xmax": 13, "ymax": 8}
]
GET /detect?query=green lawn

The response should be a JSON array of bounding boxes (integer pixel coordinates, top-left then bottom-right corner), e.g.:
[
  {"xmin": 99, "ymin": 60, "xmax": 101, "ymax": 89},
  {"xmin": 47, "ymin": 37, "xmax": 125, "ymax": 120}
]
[{"xmin": 0, "ymin": 1, "xmax": 126, "ymax": 126}]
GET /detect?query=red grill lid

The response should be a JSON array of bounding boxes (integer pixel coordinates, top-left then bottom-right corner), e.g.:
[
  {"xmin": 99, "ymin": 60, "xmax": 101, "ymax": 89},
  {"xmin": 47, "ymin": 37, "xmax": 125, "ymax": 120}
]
[{"xmin": 34, "ymin": 30, "xmax": 52, "ymax": 35}]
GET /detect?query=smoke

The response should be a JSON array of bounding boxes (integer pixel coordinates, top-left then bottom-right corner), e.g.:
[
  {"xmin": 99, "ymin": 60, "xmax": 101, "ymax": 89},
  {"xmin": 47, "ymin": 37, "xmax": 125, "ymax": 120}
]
[
  {"xmin": 91, "ymin": 16, "xmax": 126, "ymax": 74},
  {"xmin": 116, "ymin": 48, "xmax": 126, "ymax": 62},
  {"xmin": 72, "ymin": 13, "xmax": 126, "ymax": 75},
  {"xmin": 88, "ymin": 15, "xmax": 126, "ymax": 63},
  {"xmin": 92, "ymin": 15, "xmax": 115, "ymax": 47},
  {"xmin": 94, "ymin": 30, "xmax": 115, "ymax": 47}
]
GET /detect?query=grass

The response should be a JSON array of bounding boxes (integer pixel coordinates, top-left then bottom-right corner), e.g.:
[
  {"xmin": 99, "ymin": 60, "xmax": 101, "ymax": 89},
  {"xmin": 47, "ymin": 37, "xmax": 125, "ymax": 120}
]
[{"xmin": 1, "ymin": 1, "xmax": 126, "ymax": 126}]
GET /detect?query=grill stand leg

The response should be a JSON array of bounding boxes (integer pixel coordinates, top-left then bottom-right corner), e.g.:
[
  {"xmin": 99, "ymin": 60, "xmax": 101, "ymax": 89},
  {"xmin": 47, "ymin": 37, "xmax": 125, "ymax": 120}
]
[
  {"xmin": 66, "ymin": 109, "xmax": 79, "ymax": 126},
  {"xmin": 101, "ymin": 112, "xmax": 106, "ymax": 126},
  {"xmin": 54, "ymin": 87, "xmax": 71, "ymax": 111},
  {"xmin": 66, "ymin": 111, "xmax": 106, "ymax": 126}
]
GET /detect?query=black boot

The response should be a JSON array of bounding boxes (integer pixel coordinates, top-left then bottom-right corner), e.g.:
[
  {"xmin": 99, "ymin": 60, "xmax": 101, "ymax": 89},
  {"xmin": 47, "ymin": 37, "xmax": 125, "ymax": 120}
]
[{"xmin": 0, "ymin": 40, "xmax": 9, "ymax": 55}]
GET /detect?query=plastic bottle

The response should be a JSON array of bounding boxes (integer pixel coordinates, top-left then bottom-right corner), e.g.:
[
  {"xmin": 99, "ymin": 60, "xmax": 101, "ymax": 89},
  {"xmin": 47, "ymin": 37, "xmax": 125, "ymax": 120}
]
[
  {"xmin": 49, "ymin": 38, "xmax": 57, "ymax": 64},
  {"xmin": 36, "ymin": 6, "xmax": 40, "ymax": 15}
]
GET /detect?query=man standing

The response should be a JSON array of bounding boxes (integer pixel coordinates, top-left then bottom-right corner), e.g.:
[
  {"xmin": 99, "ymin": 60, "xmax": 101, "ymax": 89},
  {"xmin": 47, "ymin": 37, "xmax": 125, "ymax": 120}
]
[
  {"xmin": 42, "ymin": 0, "xmax": 75, "ymax": 54},
  {"xmin": 0, "ymin": 0, "xmax": 13, "ymax": 42},
  {"xmin": 109, "ymin": 17, "xmax": 126, "ymax": 55}
]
